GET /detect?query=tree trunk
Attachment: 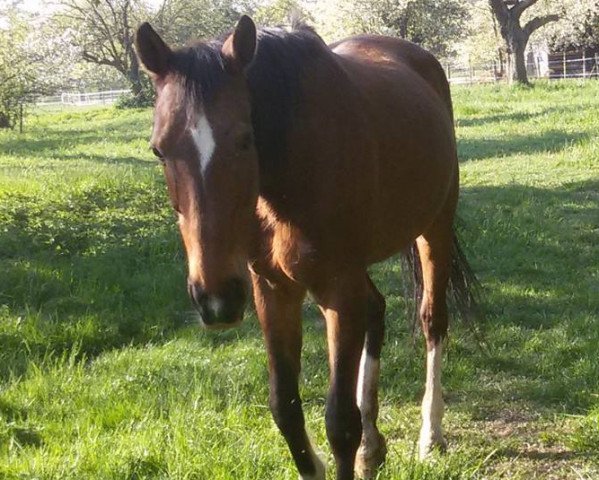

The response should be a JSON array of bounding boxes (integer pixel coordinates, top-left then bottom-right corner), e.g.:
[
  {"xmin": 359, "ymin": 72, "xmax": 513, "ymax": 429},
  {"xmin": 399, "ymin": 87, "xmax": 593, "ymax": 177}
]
[
  {"xmin": 506, "ymin": 30, "xmax": 529, "ymax": 84},
  {"xmin": 128, "ymin": 51, "xmax": 142, "ymax": 96},
  {"xmin": 502, "ymin": 17, "xmax": 530, "ymax": 85},
  {"xmin": 512, "ymin": 38, "xmax": 529, "ymax": 84},
  {"xmin": 489, "ymin": 1, "xmax": 559, "ymax": 86}
]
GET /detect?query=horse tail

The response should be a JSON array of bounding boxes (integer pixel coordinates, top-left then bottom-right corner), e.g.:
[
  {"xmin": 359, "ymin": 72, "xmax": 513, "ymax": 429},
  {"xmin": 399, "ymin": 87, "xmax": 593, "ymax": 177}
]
[{"xmin": 401, "ymin": 228, "xmax": 481, "ymax": 332}]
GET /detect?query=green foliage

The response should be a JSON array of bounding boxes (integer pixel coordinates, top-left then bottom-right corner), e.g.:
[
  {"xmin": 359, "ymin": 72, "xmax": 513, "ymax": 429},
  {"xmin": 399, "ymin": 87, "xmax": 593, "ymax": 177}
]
[
  {"xmin": 528, "ymin": 0, "xmax": 599, "ymax": 50},
  {"xmin": 114, "ymin": 92, "xmax": 154, "ymax": 109},
  {"xmin": 55, "ymin": 0, "xmax": 151, "ymax": 95},
  {"xmin": 0, "ymin": 10, "xmax": 54, "ymax": 128},
  {"xmin": 253, "ymin": 0, "xmax": 311, "ymax": 27},
  {"xmin": 313, "ymin": 0, "xmax": 469, "ymax": 56},
  {"xmin": 0, "ymin": 81, "xmax": 598, "ymax": 478},
  {"xmin": 455, "ymin": 0, "xmax": 502, "ymax": 64},
  {"xmin": 151, "ymin": 0, "xmax": 254, "ymax": 45},
  {"xmin": 114, "ymin": 74, "xmax": 154, "ymax": 109}
]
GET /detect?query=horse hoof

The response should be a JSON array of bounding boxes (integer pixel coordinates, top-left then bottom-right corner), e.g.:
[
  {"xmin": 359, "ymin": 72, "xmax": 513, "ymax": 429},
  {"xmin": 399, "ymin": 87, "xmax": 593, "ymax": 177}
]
[
  {"xmin": 418, "ymin": 430, "xmax": 447, "ymax": 460},
  {"xmin": 299, "ymin": 450, "xmax": 326, "ymax": 480},
  {"xmin": 355, "ymin": 432, "xmax": 387, "ymax": 479}
]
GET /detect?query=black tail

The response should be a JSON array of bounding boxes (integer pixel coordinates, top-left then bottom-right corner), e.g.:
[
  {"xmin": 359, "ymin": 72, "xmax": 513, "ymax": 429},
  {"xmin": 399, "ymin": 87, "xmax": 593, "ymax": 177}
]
[{"xmin": 401, "ymin": 229, "xmax": 481, "ymax": 333}]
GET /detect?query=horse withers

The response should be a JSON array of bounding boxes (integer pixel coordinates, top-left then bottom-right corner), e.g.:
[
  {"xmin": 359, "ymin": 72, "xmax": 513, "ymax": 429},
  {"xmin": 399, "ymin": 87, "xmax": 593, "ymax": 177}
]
[{"xmin": 135, "ymin": 15, "xmax": 477, "ymax": 480}]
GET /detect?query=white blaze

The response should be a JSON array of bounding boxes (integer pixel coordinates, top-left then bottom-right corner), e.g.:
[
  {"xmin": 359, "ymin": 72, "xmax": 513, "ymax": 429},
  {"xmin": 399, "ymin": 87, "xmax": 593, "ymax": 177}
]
[
  {"xmin": 190, "ymin": 113, "xmax": 216, "ymax": 173},
  {"xmin": 419, "ymin": 342, "xmax": 444, "ymax": 459}
]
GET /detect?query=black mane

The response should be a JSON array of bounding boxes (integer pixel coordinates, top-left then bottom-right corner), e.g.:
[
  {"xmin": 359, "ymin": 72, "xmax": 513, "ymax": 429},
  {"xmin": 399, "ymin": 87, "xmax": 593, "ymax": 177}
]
[{"xmin": 169, "ymin": 23, "xmax": 331, "ymax": 171}]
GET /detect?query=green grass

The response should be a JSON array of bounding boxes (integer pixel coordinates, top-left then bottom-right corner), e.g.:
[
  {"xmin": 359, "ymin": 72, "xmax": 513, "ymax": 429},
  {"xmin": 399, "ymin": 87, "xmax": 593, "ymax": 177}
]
[{"xmin": 0, "ymin": 80, "xmax": 598, "ymax": 479}]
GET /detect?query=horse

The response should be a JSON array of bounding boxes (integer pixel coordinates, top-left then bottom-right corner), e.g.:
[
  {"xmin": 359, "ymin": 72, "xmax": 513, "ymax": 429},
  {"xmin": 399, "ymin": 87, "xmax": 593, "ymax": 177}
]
[{"xmin": 135, "ymin": 15, "xmax": 478, "ymax": 480}]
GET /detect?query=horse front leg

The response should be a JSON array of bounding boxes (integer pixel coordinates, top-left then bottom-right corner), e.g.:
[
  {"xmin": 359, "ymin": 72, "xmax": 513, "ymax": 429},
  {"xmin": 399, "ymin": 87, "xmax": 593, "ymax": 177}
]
[
  {"xmin": 313, "ymin": 272, "xmax": 368, "ymax": 480},
  {"xmin": 251, "ymin": 272, "xmax": 326, "ymax": 480},
  {"xmin": 355, "ymin": 276, "xmax": 387, "ymax": 479}
]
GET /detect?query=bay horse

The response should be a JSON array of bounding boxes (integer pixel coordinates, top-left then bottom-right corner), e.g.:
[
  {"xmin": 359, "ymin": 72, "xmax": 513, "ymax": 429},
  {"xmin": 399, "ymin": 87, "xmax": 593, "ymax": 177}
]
[{"xmin": 135, "ymin": 15, "xmax": 478, "ymax": 480}]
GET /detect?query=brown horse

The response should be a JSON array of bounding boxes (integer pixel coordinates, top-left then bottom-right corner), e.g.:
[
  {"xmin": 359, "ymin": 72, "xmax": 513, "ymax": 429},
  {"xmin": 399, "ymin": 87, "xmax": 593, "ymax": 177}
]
[{"xmin": 135, "ymin": 15, "xmax": 478, "ymax": 480}]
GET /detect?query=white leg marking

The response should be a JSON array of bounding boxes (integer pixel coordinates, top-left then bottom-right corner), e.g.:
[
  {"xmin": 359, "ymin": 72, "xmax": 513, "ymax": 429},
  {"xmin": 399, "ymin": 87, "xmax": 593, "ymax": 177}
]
[
  {"xmin": 190, "ymin": 112, "xmax": 216, "ymax": 174},
  {"xmin": 355, "ymin": 347, "xmax": 387, "ymax": 478},
  {"xmin": 299, "ymin": 438, "xmax": 326, "ymax": 480},
  {"xmin": 419, "ymin": 342, "xmax": 445, "ymax": 459},
  {"xmin": 357, "ymin": 347, "xmax": 380, "ymax": 435}
]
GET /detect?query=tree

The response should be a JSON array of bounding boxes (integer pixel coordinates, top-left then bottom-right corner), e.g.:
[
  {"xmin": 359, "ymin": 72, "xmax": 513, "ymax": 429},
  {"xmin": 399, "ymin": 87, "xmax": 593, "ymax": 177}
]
[
  {"xmin": 312, "ymin": 0, "xmax": 469, "ymax": 58},
  {"xmin": 58, "ymin": 0, "xmax": 151, "ymax": 97},
  {"xmin": 151, "ymin": 0, "xmax": 250, "ymax": 45},
  {"xmin": 253, "ymin": 0, "xmax": 311, "ymax": 27},
  {"xmin": 543, "ymin": 0, "xmax": 599, "ymax": 50},
  {"xmin": 57, "ymin": 0, "xmax": 257, "ymax": 100},
  {"xmin": 488, "ymin": 0, "xmax": 560, "ymax": 84},
  {"xmin": 455, "ymin": 1, "xmax": 505, "ymax": 76},
  {"xmin": 0, "ymin": 8, "xmax": 74, "ymax": 129}
]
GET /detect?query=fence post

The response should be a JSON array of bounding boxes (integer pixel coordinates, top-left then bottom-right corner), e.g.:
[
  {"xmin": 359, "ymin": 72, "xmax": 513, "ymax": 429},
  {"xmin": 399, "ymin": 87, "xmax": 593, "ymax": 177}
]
[
  {"xmin": 19, "ymin": 103, "xmax": 23, "ymax": 134},
  {"xmin": 469, "ymin": 58, "xmax": 473, "ymax": 84},
  {"xmin": 582, "ymin": 50, "xmax": 586, "ymax": 78},
  {"xmin": 563, "ymin": 51, "xmax": 567, "ymax": 79},
  {"xmin": 447, "ymin": 63, "xmax": 451, "ymax": 81}
]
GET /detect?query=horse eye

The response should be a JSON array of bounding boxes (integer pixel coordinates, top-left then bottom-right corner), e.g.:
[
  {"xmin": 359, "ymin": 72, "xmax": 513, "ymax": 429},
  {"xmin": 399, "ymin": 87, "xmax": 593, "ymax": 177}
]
[{"xmin": 151, "ymin": 146, "xmax": 164, "ymax": 161}]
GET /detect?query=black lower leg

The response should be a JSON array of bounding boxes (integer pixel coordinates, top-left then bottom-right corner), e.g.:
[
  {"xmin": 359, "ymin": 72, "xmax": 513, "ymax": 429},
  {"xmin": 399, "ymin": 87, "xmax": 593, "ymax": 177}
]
[
  {"xmin": 364, "ymin": 276, "xmax": 385, "ymax": 358},
  {"xmin": 270, "ymin": 359, "xmax": 318, "ymax": 475},
  {"xmin": 326, "ymin": 385, "xmax": 362, "ymax": 479}
]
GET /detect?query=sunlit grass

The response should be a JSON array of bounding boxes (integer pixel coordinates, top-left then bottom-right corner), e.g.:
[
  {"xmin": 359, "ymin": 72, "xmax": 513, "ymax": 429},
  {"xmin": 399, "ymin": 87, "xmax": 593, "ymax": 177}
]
[{"xmin": 0, "ymin": 80, "xmax": 598, "ymax": 478}]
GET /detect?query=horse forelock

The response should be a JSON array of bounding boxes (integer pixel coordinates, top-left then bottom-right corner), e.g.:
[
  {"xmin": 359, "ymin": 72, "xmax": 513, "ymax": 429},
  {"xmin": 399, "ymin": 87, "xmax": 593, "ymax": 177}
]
[{"xmin": 169, "ymin": 41, "xmax": 228, "ymax": 109}]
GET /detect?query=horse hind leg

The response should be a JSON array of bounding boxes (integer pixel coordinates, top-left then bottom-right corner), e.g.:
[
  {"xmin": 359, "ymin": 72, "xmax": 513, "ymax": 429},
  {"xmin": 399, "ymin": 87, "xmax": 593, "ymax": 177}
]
[
  {"xmin": 354, "ymin": 276, "xmax": 387, "ymax": 479},
  {"xmin": 415, "ymin": 226, "xmax": 452, "ymax": 459}
]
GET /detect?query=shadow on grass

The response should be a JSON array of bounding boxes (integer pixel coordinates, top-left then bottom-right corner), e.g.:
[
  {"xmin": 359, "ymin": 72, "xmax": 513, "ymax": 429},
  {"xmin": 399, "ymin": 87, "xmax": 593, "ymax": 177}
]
[
  {"xmin": 1, "ymin": 160, "xmax": 597, "ymax": 427},
  {"xmin": 0, "ymin": 182, "xmax": 193, "ymax": 381},
  {"xmin": 1, "ymin": 156, "xmax": 154, "ymax": 172},
  {"xmin": 455, "ymin": 104, "xmax": 584, "ymax": 129},
  {"xmin": 457, "ymin": 110, "xmax": 541, "ymax": 128},
  {"xmin": 1, "ymin": 122, "xmax": 148, "ymax": 160},
  {"xmin": 369, "ymin": 178, "xmax": 598, "ymax": 416},
  {"xmin": 458, "ymin": 129, "xmax": 589, "ymax": 162}
]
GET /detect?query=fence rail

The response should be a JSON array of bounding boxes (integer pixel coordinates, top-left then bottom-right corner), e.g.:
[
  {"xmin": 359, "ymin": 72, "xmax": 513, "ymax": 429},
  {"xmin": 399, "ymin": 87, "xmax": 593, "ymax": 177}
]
[
  {"xmin": 445, "ymin": 54, "xmax": 599, "ymax": 85},
  {"xmin": 36, "ymin": 89, "xmax": 131, "ymax": 107},
  {"xmin": 35, "ymin": 55, "xmax": 599, "ymax": 109}
]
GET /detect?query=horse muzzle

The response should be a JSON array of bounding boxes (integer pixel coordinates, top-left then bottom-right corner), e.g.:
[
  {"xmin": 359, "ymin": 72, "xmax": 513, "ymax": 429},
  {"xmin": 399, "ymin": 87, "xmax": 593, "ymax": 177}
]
[{"xmin": 187, "ymin": 277, "xmax": 247, "ymax": 328}]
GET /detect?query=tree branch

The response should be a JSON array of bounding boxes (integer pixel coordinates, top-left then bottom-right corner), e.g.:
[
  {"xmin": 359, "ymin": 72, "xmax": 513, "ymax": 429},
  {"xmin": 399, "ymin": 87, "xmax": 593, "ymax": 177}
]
[
  {"xmin": 512, "ymin": 0, "xmax": 540, "ymax": 18},
  {"xmin": 524, "ymin": 14, "xmax": 560, "ymax": 36},
  {"xmin": 81, "ymin": 50, "xmax": 120, "ymax": 70}
]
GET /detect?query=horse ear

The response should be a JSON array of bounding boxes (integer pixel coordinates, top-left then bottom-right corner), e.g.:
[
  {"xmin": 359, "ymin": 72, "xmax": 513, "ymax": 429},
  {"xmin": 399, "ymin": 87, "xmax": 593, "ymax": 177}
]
[
  {"xmin": 135, "ymin": 22, "xmax": 172, "ymax": 77},
  {"xmin": 222, "ymin": 15, "xmax": 256, "ymax": 74}
]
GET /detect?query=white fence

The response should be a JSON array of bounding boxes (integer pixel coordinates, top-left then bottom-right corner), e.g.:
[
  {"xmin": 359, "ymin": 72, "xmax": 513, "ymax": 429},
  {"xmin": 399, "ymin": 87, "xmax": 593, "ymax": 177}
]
[
  {"xmin": 34, "ymin": 55, "xmax": 599, "ymax": 108},
  {"xmin": 37, "ymin": 89, "xmax": 131, "ymax": 107},
  {"xmin": 444, "ymin": 54, "xmax": 599, "ymax": 85}
]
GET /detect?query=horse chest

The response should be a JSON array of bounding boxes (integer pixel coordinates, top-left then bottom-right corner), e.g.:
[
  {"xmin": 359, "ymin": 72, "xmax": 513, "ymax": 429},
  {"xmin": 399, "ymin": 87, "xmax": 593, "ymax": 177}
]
[
  {"xmin": 270, "ymin": 223, "xmax": 318, "ymax": 284},
  {"xmin": 254, "ymin": 199, "xmax": 319, "ymax": 284}
]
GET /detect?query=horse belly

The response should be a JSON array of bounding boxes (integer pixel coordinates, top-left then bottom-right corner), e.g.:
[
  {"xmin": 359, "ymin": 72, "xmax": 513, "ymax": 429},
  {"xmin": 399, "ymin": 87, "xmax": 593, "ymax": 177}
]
[
  {"xmin": 367, "ymin": 90, "xmax": 457, "ymax": 263},
  {"xmin": 333, "ymin": 45, "xmax": 458, "ymax": 264}
]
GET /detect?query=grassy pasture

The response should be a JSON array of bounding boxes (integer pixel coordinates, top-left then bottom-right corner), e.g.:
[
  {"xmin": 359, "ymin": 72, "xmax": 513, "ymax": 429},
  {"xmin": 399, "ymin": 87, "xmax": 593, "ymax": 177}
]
[{"xmin": 0, "ymin": 81, "xmax": 598, "ymax": 479}]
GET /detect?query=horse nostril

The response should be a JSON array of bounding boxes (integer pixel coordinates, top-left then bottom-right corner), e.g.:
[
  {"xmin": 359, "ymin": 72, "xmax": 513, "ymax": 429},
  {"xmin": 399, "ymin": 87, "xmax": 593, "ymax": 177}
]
[
  {"xmin": 188, "ymin": 281, "xmax": 206, "ymax": 309},
  {"xmin": 187, "ymin": 281, "xmax": 218, "ymax": 325},
  {"xmin": 187, "ymin": 277, "xmax": 247, "ymax": 327}
]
